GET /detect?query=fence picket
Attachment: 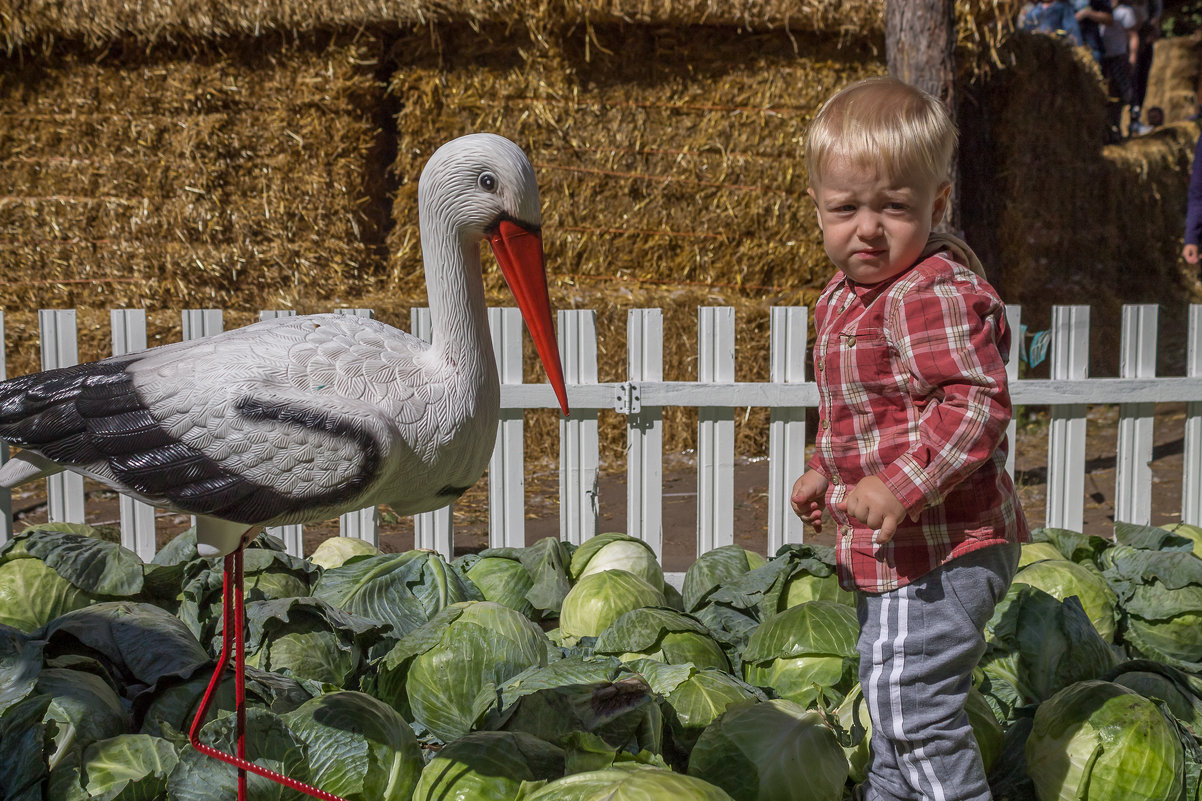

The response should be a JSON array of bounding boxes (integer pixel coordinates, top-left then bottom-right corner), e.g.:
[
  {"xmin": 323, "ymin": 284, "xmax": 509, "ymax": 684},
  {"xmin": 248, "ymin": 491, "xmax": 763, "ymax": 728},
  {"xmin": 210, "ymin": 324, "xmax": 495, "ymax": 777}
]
[
  {"xmin": 1005, "ymin": 306, "xmax": 1022, "ymax": 479},
  {"xmin": 1185, "ymin": 305, "xmax": 1202, "ymax": 527},
  {"xmin": 1115, "ymin": 305, "xmax": 1158, "ymax": 525},
  {"xmin": 1046, "ymin": 305, "xmax": 1090, "ymax": 532},
  {"xmin": 411, "ymin": 307, "xmax": 455, "ymax": 559},
  {"xmin": 627, "ymin": 308, "xmax": 664, "ymax": 558},
  {"xmin": 489, "ymin": 308, "xmax": 526, "ymax": 549},
  {"xmin": 180, "ymin": 309, "xmax": 223, "ymax": 533},
  {"xmin": 40, "ymin": 310, "xmax": 86, "ymax": 524},
  {"xmin": 558, "ymin": 310, "xmax": 599, "ymax": 545},
  {"xmin": 767, "ymin": 306, "xmax": 808, "ymax": 554},
  {"xmin": 111, "ymin": 309, "xmax": 157, "ymax": 560},
  {"xmin": 332, "ymin": 308, "xmax": 379, "ymax": 544},
  {"xmin": 258, "ymin": 310, "xmax": 305, "ymax": 557},
  {"xmin": 697, "ymin": 307, "xmax": 735, "ymax": 554},
  {"xmin": 0, "ymin": 311, "xmax": 8, "ymax": 545}
]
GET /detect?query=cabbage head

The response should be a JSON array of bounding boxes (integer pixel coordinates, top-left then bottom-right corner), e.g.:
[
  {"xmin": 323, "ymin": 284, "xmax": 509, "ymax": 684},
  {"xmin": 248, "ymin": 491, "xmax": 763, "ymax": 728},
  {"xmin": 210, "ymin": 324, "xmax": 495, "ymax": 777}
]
[
  {"xmin": 525, "ymin": 764, "xmax": 734, "ymax": 801},
  {"xmin": 312, "ymin": 549, "xmax": 482, "ymax": 639},
  {"xmin": 559, "ymin": 570, "xmax": 665, "ymax": 644},
  {"xmin": 633, "ymin": 660, "xmax": 764, "ymax": 765},
  {"xmin": 980, "ymin": 585, "xmax": 1119, "ymax": 713},
  {"xmin": 1107, "ymin": 659, "xmax": 1202, "ymax": 733},
  {"xmin": 569, "ymin": 533, "xmax": 664, "ymax": 591},
  {"xmin": 459, "ymin": 553, "xmax": 537, "ymax": 619},
  {"xmin": 309, "ymin": 537, "xmax": 380, "ymax": 570},
  {"xmin": 1026, "ymin": 680, "xmax": 1184, "ymax": 801},
  {"xmin": 681, "ymin": 545, "xmax": 767, "ymax": 612},
  {"xmin": 373, "ymin": 601, "xmax": 551, "ymax": 742},
  {"xmin": 282, "ymin": 691, "xmax": 423, "ymax": 801},
  {"xmin": 242, "ymin": 597, "xmax": 391, "ymax": 687},
  {"xmin": 1012, "ymin": 558, "xmax": 1117, "ymax": 641},
  {"xmin": 413, "ymin": 730, "xmax": 564, "ymax": 801},
  {"xmin": 687, "ymin": 698, "xmax": 848, "ymax": 801},
  {"xmin": 741, "ymin": 600, "xmax": 859, "ymax": 708},
  {"xmin": 593, "ymin": 607, "xmax": 729, "ymax": 671},
  {"xmin": 1018, "ymin": 542, "xmax": 1069, "ymax": 568},
  {"xmin": 0, "ymin": 530, "xmax": 144, "ymax": 633},
  {"xmin": 1101, "ymin": 543, "xmax": 1202, "ymax": 670}
]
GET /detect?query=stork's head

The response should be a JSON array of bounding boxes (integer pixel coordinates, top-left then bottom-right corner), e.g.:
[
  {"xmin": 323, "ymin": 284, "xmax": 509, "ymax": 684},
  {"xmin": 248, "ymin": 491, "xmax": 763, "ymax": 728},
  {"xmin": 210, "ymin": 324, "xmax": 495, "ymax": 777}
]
[{"xmin": 418, "ymin": 133, "xmax": 568, "ymax": 415}]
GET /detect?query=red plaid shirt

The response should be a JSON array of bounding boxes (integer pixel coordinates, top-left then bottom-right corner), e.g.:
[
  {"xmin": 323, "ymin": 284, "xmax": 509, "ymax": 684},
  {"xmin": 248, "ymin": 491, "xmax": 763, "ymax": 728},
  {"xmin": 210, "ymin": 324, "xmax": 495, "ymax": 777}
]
[{"xmin": 809, "ymin": 251, "xmax": 1029, "ymax": 593}]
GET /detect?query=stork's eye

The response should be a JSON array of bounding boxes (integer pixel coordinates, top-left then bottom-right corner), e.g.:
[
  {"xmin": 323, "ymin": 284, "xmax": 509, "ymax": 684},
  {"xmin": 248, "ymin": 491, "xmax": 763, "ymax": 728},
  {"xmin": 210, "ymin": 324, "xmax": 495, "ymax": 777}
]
[{"xmin": 478, "ymin": 172, "xmax": 498, "ymax": 192}]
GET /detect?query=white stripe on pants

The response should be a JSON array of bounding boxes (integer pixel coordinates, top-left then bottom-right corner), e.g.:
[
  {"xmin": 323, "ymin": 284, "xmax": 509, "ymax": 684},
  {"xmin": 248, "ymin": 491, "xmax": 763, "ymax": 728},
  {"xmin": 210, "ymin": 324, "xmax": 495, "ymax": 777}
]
[{"xmin": 857, "ymin": 543, "xmax": 1019, "ymax": 801}]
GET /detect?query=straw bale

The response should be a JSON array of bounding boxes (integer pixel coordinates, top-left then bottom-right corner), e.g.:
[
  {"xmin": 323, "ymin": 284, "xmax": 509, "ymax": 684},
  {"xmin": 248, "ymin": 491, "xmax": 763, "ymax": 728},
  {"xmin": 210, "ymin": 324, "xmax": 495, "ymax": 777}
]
[
  {"xmin": 1144, "ymin": 34, "xmax": 1201, "ymax": 123},
  {"xmin": 0, "ymin": 31, "xmax": 389, "ymax": 351}
]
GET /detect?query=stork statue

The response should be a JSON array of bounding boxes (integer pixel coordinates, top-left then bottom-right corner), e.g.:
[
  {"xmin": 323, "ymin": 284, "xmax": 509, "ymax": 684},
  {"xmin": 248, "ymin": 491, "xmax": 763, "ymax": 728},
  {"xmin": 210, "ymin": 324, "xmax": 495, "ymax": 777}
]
[{"xmin": 0, "ymin": 133, "xmax": 569, "ymax": 800}]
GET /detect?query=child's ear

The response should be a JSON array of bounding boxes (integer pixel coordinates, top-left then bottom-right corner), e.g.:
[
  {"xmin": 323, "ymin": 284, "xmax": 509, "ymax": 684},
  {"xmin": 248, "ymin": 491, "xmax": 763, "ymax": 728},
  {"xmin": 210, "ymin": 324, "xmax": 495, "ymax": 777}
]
[
  {"xmin": 931, "ymin": 181, "xmax": 952, "ymax": 226},
  {"xmin": 807, "ymin": 187, "xmax": 823, "ymax": 231}
]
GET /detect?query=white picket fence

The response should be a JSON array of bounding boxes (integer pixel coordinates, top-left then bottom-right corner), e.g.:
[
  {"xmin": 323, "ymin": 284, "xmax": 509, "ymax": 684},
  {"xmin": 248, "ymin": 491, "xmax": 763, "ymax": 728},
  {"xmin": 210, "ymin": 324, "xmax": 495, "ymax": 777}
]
[{"xmin": 1, "ymin": 303, "xmax": 1200, "ymax": 568}]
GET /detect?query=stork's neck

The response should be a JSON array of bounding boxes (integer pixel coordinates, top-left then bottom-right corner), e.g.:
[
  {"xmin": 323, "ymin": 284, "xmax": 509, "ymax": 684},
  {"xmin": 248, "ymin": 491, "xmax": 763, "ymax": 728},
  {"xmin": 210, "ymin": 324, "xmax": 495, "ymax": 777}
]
[{"xmin": 419, "ymin": 224, "xmax": 495, "ymax": 387}]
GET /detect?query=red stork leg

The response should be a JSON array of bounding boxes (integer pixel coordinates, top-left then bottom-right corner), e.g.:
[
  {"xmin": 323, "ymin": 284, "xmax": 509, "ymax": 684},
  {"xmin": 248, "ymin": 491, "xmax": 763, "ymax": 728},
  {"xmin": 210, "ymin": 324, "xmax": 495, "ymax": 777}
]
[{"xmin": 188, "ymin": 545, "xmax": 349, "ymax": 801}]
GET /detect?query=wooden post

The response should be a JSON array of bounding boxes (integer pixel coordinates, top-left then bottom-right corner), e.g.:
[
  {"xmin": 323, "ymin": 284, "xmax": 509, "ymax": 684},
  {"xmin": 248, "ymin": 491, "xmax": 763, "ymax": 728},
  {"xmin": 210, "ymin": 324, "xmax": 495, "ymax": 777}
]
[
  {"xmin": 1045, "ymin": 306, "xmax": 1090, "ymax": 533},
  {"xmin": 1114, "ymin": 305, "xmax": 1158, "ymax": 526},
  {"xmin": 489, "ymin": 307, "xmax": 526, "ymax": 549},
  {"xmin": 1185, "ymin": 305, "xmax": 1202, "ymax": 526}
]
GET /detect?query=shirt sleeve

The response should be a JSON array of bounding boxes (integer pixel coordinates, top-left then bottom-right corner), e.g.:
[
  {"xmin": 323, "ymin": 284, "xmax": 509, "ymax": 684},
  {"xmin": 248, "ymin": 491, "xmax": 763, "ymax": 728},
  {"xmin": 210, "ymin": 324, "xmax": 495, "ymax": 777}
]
[
  {"xmin": 877, "ymin": 268, "xmax": 1013, "ymax": 515},
  {"xmin": 1187, "ymin": 135, "xmax": 1202, "ymax": 246}
]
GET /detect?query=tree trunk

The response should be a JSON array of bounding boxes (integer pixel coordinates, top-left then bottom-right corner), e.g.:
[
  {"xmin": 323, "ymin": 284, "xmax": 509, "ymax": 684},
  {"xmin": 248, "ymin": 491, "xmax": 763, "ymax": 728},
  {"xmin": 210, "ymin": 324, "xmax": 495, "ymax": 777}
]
[{"xmin": 885, "ymin": 0, "xmax": 960, "ymax": 232}]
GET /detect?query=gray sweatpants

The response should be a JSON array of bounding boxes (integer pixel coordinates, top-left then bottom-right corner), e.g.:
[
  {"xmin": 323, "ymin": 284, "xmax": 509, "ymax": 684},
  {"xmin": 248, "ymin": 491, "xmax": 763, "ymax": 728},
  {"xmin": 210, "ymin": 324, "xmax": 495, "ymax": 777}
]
[{"xmin": 856, "ymin": 543, "xmax": 1020, "ymax": 801}]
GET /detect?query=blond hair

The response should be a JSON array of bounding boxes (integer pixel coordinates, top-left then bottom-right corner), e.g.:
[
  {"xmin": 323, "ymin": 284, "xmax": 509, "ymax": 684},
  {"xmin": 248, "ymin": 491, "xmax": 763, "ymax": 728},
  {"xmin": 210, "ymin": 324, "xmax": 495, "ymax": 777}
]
[{"xmin": 805, "ymin": 77, "xmax": 956, "ymax": 190}]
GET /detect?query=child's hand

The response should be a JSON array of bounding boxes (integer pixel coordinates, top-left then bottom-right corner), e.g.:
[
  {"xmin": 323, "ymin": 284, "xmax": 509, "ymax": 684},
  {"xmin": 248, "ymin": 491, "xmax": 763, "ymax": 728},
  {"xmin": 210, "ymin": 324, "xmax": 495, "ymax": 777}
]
[
  {"xmin": 836, "ymin": 475, "xmax": 907, "ymax": 544},
  {"xmin": 790, "ymin": 470, "xmax": 829, "ymax": 533}
]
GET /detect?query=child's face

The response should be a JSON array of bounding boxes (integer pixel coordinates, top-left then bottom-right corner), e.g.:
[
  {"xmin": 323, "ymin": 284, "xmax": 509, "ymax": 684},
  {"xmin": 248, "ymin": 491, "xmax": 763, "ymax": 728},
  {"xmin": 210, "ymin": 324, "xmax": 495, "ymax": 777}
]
[{"xmin": 808, "ymin": 155, "xmax": 950, "ymax": 286}]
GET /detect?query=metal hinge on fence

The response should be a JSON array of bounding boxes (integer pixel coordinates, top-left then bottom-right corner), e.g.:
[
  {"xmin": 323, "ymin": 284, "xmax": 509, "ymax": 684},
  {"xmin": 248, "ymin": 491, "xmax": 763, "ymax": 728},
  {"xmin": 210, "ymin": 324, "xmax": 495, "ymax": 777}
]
[{"xmin": 614, "ymin": 382, "xmax": 641, "ymax": 415}]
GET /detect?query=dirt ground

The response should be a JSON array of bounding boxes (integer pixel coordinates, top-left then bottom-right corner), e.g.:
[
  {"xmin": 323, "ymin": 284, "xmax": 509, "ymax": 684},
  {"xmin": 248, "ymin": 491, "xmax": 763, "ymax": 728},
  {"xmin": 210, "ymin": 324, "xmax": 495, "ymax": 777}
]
[{"xmin": 5, "ymin": 403, "xmax": 1191, "ymax": 573}]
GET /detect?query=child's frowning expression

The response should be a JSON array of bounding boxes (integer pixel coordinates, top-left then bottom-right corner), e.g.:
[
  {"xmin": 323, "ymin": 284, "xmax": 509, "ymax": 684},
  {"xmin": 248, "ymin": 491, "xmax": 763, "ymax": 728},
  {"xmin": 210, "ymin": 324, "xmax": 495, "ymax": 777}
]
[{"xmin": 808, "ymin": 155, "xmax": 950, "ymax": 286}]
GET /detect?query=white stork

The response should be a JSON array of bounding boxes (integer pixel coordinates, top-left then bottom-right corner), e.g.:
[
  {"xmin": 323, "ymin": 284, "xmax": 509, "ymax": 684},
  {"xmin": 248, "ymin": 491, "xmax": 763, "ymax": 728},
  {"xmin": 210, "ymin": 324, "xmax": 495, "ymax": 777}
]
[{"xmin": 0, "ymin": 133, "xmax": 569, "ymax": 558}]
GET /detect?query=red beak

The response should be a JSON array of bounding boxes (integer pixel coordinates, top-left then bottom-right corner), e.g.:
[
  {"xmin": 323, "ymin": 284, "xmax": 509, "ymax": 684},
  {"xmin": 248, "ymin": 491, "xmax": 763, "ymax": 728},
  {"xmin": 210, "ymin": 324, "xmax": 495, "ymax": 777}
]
[{"xmin": 489, "ymin": 220, "xmax": 569, "ymax": 415}]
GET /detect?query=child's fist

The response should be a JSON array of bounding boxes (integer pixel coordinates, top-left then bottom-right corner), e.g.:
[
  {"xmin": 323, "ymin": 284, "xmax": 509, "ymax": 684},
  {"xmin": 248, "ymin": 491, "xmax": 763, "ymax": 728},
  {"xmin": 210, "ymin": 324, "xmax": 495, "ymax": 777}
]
[
  {"xmin": 835, "ymin": 475, "xmax": 907, "ymax": 544},
  {"xmin": 790, "ymin": 470, "xmax": 830, "ymax": 533}
]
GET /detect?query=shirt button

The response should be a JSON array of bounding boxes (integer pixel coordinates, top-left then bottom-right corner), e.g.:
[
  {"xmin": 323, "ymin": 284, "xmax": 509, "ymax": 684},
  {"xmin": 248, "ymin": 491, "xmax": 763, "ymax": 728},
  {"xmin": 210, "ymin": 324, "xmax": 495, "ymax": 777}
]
[
  {"xmin": 821, "ymin": 419, "xmax": 830, "ymax": 430},
  {"xmin": 816, "ymin": 358, "xmax": 825, "ymax": 372},
  {"xmin": 830, "ymin": 475, "xmax": 841, "ymax": 486},
  {"xmin": 845, "ymin": 335, "xmax": 856, "ymax": 347}
]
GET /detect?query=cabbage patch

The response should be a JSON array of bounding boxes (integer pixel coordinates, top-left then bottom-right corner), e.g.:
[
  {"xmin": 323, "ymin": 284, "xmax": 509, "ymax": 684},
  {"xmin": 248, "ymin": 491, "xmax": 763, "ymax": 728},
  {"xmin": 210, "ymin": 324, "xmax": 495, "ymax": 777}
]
[
  {"xmin": 372, "ymin": 600, "xmax": 551, "ymax": 742},
  {"xmin": 740, "ymin": 600, "xmax": 859, "ymax": 708},
  {"xmin": 1026, "ymin": 680, "xmax": 1185, "ymax": 801},
  {"xmin": 687, "ymin": 698, "xmax": 848, "ymax": 801}
]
